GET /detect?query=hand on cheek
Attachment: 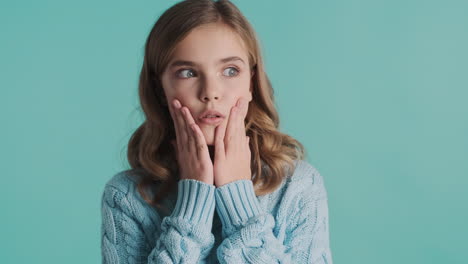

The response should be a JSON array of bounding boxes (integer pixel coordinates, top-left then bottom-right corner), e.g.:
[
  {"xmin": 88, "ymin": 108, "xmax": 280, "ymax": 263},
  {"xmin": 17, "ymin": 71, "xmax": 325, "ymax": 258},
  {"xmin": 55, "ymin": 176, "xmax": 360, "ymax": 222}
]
[
  {"xmin": 213, "ymin": 98, "xmax": 252, "ymax": 187},
  {"xmin": 170, "ymin": 99, "xmax": 214, "ymax": 185}
]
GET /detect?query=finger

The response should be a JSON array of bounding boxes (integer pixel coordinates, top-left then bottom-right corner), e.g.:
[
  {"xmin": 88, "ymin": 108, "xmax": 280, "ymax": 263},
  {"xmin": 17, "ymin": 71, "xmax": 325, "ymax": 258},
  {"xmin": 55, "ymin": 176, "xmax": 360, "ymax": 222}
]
[
  {"xmin": 225, "ymin": 100, "xmax": 241, "ymax": 141},
  {"xmin": 224, "ymin": 104, "xmax": 238, "ymax": 152},
  {"xmin": 171, "ymin": 99, "xmax": 184, "ymax": 150},
  {"xmin": 181, "ymin": 106, "xmax": 197, "ymax": 153},
  {"xmin": 240, "ymin": 97, "xmax": 249, "ymax": 120},
  {"xmin": 237, "ymin": 98, "xmax": 247, "ymax": 137},
  {"xmin": 190, "ymin": 123, "xmax": 210, "ymax": 160},
  {"xmin": 215, "ymin": 118, "xmax": 227, "ymax": 161},
  {"xmin": 233, "ymin": 98, "xmax": 245, "ymax": 146},
  {"xmin": 182, "ymin": 105, "xmax": 197, "ymax": 127},
  {"xmin": 184, "ymin": 107, "xmax": 201, "ymax": 157}
]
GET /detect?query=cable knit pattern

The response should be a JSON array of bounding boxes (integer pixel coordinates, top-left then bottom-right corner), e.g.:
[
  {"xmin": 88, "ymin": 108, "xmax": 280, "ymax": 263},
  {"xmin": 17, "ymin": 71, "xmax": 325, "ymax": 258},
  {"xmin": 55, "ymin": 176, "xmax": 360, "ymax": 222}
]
[{"xmin": 101, "ymin": 159, "xmax": 333, "ymax": 263}]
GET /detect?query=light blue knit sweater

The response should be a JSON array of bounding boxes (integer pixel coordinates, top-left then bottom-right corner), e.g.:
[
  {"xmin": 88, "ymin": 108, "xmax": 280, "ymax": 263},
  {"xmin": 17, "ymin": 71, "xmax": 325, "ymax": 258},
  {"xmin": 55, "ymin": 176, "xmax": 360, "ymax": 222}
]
[{"xmin": 101, "ymin": 159, "xmax": 333, "ymax": 263}]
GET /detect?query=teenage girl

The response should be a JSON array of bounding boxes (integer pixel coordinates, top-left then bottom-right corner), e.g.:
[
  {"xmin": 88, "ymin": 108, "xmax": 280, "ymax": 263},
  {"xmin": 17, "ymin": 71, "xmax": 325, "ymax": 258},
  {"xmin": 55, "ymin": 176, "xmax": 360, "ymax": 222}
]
[{"xmin": 101, "ymin": 0, "xmax": 333, "ymax": 263}]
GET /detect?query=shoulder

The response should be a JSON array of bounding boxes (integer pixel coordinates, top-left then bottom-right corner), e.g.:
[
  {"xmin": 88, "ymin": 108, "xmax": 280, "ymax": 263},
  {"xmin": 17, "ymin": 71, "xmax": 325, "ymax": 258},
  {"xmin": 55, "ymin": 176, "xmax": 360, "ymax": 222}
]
[
  {"xmin": 101, "ymin": 169, "xmax": 153, "ymax": 213},
  {"xmin": 104, "ymin": 169, "xmax": 141, "ymax": 195},
  {"xmin": 286, "ymin": 159, "xmax": 329, "ymax": 201},
  {"xmin": 288, "ymin": 159, "xmax": 324, "ymax": 184},
  {"xmin": 101, "ymin": 170, "xmax": 162, "ymax": 250}
]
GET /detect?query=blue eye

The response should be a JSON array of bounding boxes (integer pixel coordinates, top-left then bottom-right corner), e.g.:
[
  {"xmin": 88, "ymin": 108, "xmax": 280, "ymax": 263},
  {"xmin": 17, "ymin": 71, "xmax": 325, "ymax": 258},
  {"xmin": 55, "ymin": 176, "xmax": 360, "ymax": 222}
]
[
  {"xmin": 177, "ymin": 69, "xmax": 196, "ymax": 79},
  {"xmin": 176, "ymin": 67, "xmax": 240, "ymax": 79},
  {"xmin": 223, "ymin": 67, "xmax": 240, "ymax": 77}
]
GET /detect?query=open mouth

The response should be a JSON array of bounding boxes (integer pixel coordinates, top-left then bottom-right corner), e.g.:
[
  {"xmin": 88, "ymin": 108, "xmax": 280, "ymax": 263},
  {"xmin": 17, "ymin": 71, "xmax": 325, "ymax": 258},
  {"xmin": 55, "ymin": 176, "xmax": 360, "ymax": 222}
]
[{"xmin": 199, "ymin": 116, "xmax": 224, "ymax": 125}]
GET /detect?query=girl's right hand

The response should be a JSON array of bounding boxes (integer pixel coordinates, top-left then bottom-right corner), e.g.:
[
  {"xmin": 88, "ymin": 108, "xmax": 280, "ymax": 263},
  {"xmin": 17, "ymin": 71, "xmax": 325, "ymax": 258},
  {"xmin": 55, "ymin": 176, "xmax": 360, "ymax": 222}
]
[{"xmin": 169, "ymin": 99, "xmax": 214, "ymax": 185}]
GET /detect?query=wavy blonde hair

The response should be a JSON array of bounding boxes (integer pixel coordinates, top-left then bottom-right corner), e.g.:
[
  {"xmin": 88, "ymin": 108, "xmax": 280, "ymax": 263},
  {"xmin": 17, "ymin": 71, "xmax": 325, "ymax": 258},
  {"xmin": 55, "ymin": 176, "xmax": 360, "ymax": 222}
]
[{"xmin": 127, "ymin": 0, "xmax": 305, "ymax": 214}]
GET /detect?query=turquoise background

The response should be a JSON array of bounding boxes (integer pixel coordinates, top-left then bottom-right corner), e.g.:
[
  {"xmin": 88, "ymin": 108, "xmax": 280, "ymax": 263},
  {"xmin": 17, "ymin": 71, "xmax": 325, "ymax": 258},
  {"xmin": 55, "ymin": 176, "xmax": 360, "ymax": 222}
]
[{"xmin": 1, "ymin": 0, "xmax": 467, "ymax": 263}]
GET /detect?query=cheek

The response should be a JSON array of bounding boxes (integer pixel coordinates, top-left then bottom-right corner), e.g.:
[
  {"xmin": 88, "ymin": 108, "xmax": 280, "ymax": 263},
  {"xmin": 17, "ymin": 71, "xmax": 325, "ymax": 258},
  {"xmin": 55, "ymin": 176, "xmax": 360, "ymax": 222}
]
[
  {"xmin": 162, "ymin": 73, "xmax": 192, "ymax": 96},
  {"xmin": 162, "ymin": 83, "xmax": 194, "ymax": 105},
  {"xmin": 225, "ymin": 78, "xmax": 252, "ymax": 104},
  {"xmin": 225, "ymin": 75, "xmax": 251, "ymax": 93}
]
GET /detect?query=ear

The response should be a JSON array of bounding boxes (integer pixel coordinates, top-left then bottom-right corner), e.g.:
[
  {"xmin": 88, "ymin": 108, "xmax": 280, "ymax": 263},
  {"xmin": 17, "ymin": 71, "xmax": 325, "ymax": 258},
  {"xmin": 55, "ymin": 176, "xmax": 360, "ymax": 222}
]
[
  {"xmin": 248, "ymin": 82, "xmax": 253, "ymax": 102},
  {"xmin": 248, "ymin": 68, "xmax": 255, "ymax": 101}
]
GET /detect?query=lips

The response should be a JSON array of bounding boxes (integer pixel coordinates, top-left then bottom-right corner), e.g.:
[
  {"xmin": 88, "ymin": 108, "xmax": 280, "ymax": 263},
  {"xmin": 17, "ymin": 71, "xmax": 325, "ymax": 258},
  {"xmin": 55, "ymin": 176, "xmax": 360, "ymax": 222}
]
[
  {"xmin": 198, "ymin": 110, "xmax": 225, "ymax": 126},
  {"xmin": 198, "ymin": 110, "xmax": 225, "ymax": 120}
]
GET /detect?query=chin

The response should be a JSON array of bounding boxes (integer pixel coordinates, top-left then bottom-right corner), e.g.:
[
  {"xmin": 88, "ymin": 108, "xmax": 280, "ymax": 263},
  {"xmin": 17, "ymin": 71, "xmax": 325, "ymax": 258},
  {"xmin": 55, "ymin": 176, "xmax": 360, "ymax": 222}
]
[{"xmin": 201, "ymin": 128, "xmax": 216, "ymax": 146}]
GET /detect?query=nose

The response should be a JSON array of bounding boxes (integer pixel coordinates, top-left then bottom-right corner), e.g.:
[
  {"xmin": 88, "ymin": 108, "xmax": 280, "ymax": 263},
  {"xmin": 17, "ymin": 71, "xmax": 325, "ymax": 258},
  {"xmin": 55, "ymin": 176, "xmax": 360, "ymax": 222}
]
[{"xmin": 199, "ymin": 74, "xmax": 220, "ymax": 102}]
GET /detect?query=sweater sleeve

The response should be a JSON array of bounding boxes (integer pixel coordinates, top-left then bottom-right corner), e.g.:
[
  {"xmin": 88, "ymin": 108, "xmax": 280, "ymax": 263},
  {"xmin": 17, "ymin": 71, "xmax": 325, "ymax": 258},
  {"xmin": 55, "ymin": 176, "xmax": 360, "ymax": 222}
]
[
  {"xmin": 214, "ymin": 177, "xmax": 332, "ymax": 264},
  {"xmin": 101, "ymin": 178, "xmax": 217, "ymax": 263}
]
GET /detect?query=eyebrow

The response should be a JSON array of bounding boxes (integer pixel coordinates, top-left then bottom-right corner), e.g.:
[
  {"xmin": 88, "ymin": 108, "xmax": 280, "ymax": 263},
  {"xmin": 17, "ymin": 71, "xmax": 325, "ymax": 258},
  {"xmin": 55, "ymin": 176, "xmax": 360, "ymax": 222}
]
[{"xmin": 168, "ymin": 56, "xmax": 245, "ymax": 68}]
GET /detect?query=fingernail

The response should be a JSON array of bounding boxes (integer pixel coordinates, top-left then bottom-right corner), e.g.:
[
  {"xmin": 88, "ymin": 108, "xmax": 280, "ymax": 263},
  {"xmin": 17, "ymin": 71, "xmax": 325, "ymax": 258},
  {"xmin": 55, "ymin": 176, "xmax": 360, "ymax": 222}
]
[{"xmin": 173, "ymin": 100, "xmax": 181, "ymax": 108}]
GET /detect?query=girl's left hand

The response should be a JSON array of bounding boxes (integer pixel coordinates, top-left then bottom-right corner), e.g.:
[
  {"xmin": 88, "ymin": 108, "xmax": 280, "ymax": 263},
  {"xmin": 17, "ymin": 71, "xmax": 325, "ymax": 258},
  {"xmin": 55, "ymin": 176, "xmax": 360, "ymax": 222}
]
[{"xmin": 214, "ymin": 97, "xmax": 252, "ymax": 187}]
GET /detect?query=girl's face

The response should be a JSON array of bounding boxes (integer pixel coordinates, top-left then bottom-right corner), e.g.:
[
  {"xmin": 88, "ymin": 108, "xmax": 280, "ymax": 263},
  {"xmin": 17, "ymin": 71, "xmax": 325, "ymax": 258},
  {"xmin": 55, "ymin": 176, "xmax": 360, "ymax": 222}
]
[{"xmin": 161, "ymin": 23, "xmax": 253, "ymax": 146}]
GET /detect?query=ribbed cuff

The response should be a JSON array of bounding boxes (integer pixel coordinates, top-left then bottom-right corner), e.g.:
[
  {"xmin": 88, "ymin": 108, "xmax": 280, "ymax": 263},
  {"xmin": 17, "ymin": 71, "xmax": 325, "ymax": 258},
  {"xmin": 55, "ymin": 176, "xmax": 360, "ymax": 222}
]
[
  {"xmin": 170, "ymin": 179, "xmax": 216, "ymax": 226},
  {"xmin": 215, "ymin": 180, "xmax": 262, "ymax": 230}
]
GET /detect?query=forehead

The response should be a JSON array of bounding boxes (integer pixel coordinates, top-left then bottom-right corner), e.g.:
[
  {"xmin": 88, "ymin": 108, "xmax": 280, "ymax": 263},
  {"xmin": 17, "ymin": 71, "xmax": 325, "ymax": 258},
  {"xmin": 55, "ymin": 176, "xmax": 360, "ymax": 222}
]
[{"xmin": 169, "ymin": 23, "xmax": 248, "ymax": 66}]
